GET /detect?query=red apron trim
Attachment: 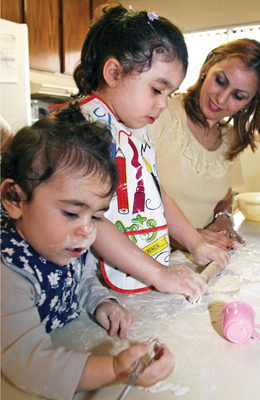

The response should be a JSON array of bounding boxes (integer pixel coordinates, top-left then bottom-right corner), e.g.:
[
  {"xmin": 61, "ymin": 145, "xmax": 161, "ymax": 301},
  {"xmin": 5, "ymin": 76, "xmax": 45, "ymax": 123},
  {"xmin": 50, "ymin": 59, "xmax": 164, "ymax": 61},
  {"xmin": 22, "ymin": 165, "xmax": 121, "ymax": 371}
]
[
  {"xmin": 124, "ymin": 224, "xmax": 167, "ymax": 236},
  {"xmin": 100, "ymin": 258, "xmax": 153, "ymax": 294}
]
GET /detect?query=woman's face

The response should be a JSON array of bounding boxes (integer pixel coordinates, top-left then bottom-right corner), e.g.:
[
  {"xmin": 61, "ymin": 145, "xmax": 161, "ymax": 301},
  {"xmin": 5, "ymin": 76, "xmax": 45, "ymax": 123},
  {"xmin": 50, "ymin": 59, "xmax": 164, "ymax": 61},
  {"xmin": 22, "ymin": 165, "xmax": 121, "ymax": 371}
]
[{"xmin": 199, "ymin": 57, "xmax": 258, "ymax": 126}]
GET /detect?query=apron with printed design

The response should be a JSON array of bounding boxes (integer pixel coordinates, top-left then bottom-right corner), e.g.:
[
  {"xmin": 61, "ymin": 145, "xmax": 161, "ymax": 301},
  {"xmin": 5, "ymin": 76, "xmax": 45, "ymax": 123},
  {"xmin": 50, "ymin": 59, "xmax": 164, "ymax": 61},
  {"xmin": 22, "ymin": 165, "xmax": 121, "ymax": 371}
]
[{"xmin": 80, "ymin": 95, "xmax": 170, "ymax": 293}]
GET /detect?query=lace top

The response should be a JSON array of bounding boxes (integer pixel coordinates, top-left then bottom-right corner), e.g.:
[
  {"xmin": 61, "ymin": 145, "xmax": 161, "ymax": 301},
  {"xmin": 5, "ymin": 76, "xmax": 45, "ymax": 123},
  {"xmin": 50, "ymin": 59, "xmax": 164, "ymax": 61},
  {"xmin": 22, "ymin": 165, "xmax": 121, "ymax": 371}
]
[{"xmin": 147, "ymin": 94, "xmax": 243, "ymax": 228}]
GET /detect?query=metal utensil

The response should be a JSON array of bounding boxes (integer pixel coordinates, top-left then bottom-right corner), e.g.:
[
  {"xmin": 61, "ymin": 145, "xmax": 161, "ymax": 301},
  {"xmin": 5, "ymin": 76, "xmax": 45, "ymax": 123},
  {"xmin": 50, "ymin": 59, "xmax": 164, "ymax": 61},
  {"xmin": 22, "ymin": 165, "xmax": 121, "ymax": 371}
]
[{"xmin": 116, "ymin": 337, "xmax": 162, "ymax": 400}]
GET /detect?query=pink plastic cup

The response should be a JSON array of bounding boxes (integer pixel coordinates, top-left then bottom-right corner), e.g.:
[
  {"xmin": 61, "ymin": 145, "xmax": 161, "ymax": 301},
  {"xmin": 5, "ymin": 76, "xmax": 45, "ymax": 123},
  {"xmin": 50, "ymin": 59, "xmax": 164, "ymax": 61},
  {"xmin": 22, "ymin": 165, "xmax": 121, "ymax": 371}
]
[{"xmin": 221, "ymin": 301, "xmax": 260, "ymax": 343}]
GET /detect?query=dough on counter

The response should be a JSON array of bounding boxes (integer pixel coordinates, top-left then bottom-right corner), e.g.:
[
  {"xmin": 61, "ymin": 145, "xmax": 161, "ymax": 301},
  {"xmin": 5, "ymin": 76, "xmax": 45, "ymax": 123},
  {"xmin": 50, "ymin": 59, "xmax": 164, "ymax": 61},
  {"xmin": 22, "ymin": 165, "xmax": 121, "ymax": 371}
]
[{"xmin": 213, "ymin": 275, "xmax": 240, "ymax": 293}]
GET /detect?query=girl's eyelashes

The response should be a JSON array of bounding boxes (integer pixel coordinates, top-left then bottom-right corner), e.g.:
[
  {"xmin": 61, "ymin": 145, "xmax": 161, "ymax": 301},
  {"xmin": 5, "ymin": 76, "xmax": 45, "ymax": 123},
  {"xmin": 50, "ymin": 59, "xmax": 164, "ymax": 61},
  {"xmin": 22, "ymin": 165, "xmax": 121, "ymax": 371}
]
[
  {"xmin": 91, "ymin": 215, "xmax": 102, "ymax": 222},
  {"xmin": 152, "ymin": 87, "xmax": 161, "ymax": 95}
]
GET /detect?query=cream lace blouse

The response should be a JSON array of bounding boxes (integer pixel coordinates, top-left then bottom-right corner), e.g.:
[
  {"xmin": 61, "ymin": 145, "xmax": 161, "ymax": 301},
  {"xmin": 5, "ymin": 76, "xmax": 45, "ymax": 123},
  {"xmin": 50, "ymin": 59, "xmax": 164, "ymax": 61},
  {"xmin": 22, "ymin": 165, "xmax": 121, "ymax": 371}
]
[{"xmin": 147, "ymin": 94, "xmax": 243, "ymax": 229}]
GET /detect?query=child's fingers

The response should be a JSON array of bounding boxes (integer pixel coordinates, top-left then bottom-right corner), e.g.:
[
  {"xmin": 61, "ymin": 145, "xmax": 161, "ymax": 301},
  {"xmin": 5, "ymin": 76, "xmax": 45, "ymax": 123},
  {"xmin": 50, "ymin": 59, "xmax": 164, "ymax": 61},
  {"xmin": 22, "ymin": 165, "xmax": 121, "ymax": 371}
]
[
  {"xmin": 136, "ymin": 344, "xmax": 175, "ymax": 386},
  {"xmin": 109, "ymin": 309, "xmax": 134, "ymax": 338}
]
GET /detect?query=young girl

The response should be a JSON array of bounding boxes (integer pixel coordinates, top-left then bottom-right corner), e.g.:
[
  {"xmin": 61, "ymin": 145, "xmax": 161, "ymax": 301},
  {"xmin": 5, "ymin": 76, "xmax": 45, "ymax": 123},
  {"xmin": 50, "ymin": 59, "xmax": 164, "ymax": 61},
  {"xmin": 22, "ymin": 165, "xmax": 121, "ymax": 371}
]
[
  {"xmin": 69, "ymin": 3, "xmax": 229, "ymax": 298},
  {"xmin": 71, "ymin": 2, "xmax": 230, "ymax": 297},
  {"xmin": 1, "ymin": 104, "xmax": 174, "ymax": 400}
]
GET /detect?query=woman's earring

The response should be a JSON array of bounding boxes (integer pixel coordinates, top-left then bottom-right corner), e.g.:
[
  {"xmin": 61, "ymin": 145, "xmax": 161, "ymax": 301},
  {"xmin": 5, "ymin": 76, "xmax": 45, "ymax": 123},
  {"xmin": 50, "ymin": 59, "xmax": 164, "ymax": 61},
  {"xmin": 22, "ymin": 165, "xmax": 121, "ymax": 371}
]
[
  {"xmin": 239, "ymin": 107, "xmax": 246, "ymax": 113},
  {"xmin": 201, "ymin": 73, "xmax": 206, "ymax": 81}
]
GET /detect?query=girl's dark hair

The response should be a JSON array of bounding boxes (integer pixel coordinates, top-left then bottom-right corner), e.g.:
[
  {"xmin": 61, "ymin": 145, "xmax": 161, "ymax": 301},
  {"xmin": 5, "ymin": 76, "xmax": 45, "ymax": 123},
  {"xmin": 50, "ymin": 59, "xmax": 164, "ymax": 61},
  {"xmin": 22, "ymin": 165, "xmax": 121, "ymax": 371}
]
[
  {"xmin": 73, "ymin": 2, "xmax": 188, "ymax": 96},
  {"xmin": 1, "ymin": 102, "xmax": 118, "ymax": 203},
  {"xmin": 183, "ymin": 38, "xmax": 260, "ymax": 160}
]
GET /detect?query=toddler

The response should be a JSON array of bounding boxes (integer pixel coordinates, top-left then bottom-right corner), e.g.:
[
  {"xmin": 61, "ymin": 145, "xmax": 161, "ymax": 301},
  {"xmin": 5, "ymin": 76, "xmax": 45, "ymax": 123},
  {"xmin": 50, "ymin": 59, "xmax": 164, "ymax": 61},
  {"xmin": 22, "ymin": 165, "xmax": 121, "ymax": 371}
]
[{"xmin": 1, "ymin": 103, "xmax": 174, "ymax": 400}]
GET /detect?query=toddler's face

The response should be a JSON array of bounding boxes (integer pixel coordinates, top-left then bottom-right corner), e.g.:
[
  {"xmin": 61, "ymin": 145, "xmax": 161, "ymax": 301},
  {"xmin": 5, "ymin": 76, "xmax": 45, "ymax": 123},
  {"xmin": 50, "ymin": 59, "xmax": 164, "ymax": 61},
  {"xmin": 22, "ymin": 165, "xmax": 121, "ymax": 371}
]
[{"xmin": 13, "ymin": 168, "xmax": 112, "ymax": 266}]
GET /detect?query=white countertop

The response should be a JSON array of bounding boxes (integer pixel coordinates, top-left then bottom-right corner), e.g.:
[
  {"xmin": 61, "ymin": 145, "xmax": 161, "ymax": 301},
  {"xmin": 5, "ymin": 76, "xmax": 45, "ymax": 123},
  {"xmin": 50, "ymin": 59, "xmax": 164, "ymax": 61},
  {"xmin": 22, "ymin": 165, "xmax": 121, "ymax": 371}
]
[{"xmin": 2, "ymin": 212, "xmax": 260, "ymax": 400}]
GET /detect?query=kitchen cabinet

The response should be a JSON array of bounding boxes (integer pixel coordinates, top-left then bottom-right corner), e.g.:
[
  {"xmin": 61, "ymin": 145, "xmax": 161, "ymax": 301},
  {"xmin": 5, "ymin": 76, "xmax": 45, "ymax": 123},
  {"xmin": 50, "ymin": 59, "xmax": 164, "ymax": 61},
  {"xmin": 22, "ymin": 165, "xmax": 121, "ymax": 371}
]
[
  {"xmin": 24, "ymin": 0, "xmax": 61, "ymax": 73},
  {"xmin": 62, "ymin": 0, "xmax": 91, "ymax": 75},
  {"xmin": 0, "ymin": 0, "xmax": 23, "ymax": 23},
  {"xmin": 1, "ymin": 0, "xmax": 100, "ymax": 75}
]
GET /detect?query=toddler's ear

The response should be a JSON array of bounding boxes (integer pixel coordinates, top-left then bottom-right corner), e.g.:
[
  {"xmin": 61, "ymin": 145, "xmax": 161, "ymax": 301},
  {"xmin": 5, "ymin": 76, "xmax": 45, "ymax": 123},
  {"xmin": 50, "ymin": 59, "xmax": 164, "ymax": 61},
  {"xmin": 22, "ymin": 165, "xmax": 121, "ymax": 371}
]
[
  {"xmin": 1, "ymin": 179, "xmax": 25, "ymax": 219},
  {"xmin": 103, "ymin": 58, "xmax": 122, "ymax": 88}
]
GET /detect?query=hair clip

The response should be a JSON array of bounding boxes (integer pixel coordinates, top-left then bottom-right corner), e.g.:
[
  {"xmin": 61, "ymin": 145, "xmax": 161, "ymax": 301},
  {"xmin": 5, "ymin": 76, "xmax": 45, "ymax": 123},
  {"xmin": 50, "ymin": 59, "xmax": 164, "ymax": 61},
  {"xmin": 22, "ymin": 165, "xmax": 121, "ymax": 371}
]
[{"xmin": 147, "ymin": 12, "xmax": 159, "ymax": 21}]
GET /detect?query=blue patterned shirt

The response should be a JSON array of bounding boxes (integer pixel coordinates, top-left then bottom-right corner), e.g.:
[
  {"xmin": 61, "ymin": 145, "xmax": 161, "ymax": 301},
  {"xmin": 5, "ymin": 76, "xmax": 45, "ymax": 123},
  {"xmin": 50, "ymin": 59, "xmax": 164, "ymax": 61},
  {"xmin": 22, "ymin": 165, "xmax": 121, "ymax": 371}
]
[{"xmin": 1, "ymin": 217, "xmax": 87, "ymax": 333}]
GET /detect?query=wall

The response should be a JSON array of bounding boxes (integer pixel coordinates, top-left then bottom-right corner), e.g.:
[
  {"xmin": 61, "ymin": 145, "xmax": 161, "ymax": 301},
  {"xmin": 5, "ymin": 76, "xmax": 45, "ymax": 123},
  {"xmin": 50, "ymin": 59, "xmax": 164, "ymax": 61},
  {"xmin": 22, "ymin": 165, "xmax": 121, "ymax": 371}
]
[{"xmin": 121, "ymin": 0, "xmax": 260, "ymax": 32}]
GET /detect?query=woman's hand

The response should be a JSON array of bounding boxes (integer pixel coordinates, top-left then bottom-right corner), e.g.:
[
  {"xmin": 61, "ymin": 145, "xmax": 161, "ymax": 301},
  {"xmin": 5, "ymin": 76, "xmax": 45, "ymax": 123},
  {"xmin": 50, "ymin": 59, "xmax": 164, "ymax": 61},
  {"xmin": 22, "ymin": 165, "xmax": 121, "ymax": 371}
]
[
  {"xmin": 198, "ymin": 228, "xmax": 240, "ymax": 251},
  {"xmin": 95, "ymin": 301, "xmax": 134, "ymax": 339},
  {"xmin": 206, "ymin": 215, "xmax": 245, "ymax": 244}
]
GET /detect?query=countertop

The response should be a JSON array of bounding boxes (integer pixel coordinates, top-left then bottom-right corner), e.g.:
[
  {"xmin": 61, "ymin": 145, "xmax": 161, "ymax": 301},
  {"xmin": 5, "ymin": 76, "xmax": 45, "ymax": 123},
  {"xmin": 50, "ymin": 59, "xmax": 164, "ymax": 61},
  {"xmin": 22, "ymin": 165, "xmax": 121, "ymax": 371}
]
[{"xmin": 1, "ymin": 212, "xmax": 260, "ymax": 400}]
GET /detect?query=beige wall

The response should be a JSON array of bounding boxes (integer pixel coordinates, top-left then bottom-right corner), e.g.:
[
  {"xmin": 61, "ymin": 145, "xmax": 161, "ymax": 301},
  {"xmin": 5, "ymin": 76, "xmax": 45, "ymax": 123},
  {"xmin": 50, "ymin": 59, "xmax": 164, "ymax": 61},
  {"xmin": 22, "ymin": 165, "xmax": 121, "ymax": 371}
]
[{"xmin": 121, "ymin": 0, "xmax": 260, "ymax": 32}]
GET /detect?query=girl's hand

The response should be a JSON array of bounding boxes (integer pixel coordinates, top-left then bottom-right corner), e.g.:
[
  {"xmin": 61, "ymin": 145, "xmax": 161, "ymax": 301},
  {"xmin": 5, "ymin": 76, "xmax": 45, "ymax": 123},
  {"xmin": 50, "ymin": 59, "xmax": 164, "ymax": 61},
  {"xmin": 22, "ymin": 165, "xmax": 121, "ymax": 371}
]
[
  {"xmin": 198, "ymin": 228, "xmax": 240, "ymax": 251},
  {"xmin": 95, "ymin": 301, "xmax": 134, "ymax": 339},
  {"xmin": 153, "ymin": 265, "xmax": 210, "ymax": 302},
  {"xmin": 192, "ymin": 242, "xmax": 230, "ymax": 270},
  {"xmin": 113, "ymin": 342, "xmax": 175, "ymax": 387}
]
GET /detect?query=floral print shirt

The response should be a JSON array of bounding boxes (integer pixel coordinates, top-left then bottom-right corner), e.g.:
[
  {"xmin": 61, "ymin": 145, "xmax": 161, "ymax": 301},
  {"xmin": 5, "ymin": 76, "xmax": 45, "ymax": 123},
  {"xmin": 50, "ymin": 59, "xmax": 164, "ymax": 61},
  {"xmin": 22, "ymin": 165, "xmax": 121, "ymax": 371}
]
[{"xmin": 1, "ymin": 216, "xmax": 86, "ymax": 333}]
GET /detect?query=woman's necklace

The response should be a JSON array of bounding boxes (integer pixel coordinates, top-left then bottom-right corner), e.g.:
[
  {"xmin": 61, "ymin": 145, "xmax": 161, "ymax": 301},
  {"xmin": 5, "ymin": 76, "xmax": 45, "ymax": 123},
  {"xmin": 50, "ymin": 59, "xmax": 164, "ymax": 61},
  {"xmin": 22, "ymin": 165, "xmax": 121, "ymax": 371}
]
[{"xmin": 204, "ymin": 123, "xmax": 222, "ymax": 151}]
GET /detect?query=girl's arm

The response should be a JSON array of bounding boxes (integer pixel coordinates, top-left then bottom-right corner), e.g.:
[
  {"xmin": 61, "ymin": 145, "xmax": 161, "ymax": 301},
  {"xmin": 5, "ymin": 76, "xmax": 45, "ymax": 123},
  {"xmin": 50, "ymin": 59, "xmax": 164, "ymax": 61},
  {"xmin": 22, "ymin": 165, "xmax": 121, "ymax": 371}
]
[{"xmin": 92, "ymin": 218, "xmax": 210, "ymax": 300}]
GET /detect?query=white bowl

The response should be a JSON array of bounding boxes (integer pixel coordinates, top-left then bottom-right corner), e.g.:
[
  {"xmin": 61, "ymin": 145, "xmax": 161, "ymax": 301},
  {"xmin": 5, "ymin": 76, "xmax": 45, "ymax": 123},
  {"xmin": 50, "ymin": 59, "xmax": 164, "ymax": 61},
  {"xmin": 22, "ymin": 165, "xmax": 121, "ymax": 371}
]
[{"xmin": 236, "ymin": 192, "xmax": 260, "ymax": 222}]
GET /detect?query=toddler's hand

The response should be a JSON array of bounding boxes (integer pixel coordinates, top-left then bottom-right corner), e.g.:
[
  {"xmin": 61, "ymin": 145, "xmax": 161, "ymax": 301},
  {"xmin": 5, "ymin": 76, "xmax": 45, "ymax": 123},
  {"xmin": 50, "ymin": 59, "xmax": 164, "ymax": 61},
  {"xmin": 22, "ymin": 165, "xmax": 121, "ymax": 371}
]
[
  {"xmin": 95, "ymin": 301, "xmax": 134, "ymax": 339},
  {"xmin": 113, "ymin": 342, "xmax": 174, "ymax": 387},
  {"xmin": 192, "ymin": 242, "xmax": 230, "ymax": 269}
]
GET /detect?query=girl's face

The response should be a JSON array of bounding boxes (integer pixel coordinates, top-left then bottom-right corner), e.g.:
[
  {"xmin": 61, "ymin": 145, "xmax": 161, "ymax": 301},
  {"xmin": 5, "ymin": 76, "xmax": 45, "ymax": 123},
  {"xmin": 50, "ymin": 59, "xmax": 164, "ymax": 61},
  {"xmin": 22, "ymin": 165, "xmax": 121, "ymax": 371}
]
[
  {"xmin": 106, "ymin": 58, "xmax": 185, "ymax": 129},
  {"xmin": 199, "ymin": 57, "xmax": 257, "ymax": 126},
  {"xmin": 13, "ymin": 168, "xmax": 112, "ymax": 266}
]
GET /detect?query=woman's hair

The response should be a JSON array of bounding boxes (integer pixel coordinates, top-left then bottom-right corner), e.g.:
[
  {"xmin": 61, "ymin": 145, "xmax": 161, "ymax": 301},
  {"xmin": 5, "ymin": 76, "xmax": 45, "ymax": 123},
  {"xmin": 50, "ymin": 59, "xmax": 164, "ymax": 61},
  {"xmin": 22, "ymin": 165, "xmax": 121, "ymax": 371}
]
[
  {"xmin": 73, "ymin": 1, "xmax": 188, "ymax": 96},
  {"xmin": 1, "ymin": 102, "xmax": 118, "ymax": 204},
  {"xmin": 183, "ymin": 38, "xmax": 260, "ymax": 160}
]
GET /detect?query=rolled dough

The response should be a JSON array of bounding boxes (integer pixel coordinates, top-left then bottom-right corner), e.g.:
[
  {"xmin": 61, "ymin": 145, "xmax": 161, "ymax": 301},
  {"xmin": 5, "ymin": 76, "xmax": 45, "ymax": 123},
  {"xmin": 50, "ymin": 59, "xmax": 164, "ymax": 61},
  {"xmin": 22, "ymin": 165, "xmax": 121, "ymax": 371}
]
[{"xmin": 212, "ymin": 275, "xmax": 240, "ymax": 293}]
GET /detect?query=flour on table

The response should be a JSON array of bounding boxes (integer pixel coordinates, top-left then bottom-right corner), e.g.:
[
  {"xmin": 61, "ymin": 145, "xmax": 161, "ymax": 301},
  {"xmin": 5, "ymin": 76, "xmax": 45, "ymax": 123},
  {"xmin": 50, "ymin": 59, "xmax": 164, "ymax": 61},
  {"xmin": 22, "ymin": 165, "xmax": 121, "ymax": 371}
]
[
  {"xmin": 212, "ymin": 275, "xmax": 240, "ymax": 293},
  {"xmin": 140, "ymin": 381, "xmax": 189, "ymax": 396}
]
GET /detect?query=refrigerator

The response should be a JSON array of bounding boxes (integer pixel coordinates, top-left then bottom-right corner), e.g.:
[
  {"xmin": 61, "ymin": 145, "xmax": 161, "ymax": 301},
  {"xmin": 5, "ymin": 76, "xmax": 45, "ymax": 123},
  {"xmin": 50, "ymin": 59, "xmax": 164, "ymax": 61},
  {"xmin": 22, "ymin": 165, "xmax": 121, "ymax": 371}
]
[{"xmin": 0, "ymin": 18, "xmax": 31, "ymax": 132}]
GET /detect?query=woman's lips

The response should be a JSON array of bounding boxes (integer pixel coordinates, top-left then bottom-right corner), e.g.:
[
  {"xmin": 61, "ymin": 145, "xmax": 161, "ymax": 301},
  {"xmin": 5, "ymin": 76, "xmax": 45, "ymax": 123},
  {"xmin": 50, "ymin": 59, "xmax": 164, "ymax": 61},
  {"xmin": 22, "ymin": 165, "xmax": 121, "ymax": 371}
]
[{"xmin": 208, "ymin": 98, "xmax": 222, "ymax": 112}]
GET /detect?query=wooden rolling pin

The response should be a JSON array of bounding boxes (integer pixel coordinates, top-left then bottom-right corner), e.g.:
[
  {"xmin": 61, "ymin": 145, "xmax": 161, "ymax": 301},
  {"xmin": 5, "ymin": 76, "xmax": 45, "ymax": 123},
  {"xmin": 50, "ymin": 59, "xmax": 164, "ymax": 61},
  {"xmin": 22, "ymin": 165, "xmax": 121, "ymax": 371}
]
[
  {"xmin": 200, "ymin": 261, "xmax": 223, "ymax": 284},
  {"xmin": 188, "ymin": 262, "xmax": 223, "ymax": 302}
]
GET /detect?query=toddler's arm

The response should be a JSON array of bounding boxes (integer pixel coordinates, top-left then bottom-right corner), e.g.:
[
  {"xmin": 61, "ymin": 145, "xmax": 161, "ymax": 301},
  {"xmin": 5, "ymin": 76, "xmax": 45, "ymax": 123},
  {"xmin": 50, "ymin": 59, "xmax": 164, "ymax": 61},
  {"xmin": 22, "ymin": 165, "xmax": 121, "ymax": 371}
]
[
  {"xmin": 76, "ymin": 341, "xmax": 174, "ymax": 392},
  {"xmin": 77, "ymin": 251, "xmax": 133, "ymax": 338}
]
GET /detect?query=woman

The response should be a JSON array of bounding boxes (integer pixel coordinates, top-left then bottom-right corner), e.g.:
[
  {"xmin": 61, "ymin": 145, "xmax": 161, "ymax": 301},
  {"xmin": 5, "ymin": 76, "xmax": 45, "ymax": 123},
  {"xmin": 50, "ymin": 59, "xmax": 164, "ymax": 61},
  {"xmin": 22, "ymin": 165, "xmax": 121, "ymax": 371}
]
[{"xmin": 148, "ymin": 38, "xmax": 260, "ymax": 252}]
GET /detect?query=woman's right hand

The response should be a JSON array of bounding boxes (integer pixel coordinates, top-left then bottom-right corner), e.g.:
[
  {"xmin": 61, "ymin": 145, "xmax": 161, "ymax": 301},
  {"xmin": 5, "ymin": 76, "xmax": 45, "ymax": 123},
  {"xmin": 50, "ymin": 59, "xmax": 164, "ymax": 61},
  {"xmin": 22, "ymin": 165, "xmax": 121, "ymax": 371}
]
[{"xmin": 198, "ymin": 228, "xmax": 240, "ymax": 251}]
